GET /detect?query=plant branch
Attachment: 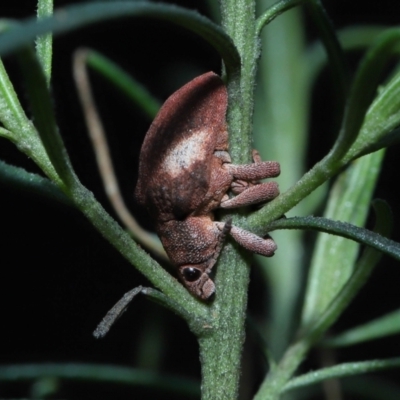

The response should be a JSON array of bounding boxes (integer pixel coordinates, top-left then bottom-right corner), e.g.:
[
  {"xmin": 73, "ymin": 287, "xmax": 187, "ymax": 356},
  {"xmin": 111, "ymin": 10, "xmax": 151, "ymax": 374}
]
[{"xmin": 0, "ymin": 2, "xmax": 241, "ymax": 79}]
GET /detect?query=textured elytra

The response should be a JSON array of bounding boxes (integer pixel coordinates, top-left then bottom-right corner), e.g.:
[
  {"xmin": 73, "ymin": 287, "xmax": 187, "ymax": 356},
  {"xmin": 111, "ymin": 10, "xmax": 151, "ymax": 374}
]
[
  {"xmin": 135, "ymin": 72, "xmax": 280, "ymax": 300},
  {"xmin": 135, "ymin": 73, "xmax": 228, "ymax": 223}
]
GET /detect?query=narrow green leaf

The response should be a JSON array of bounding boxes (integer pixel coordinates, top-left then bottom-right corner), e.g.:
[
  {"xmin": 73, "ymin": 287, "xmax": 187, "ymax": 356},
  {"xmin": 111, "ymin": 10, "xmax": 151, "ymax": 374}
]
[
  {"xmin": 16, "ymin": 46, "xmax": 76, "ymax": 189},
  {"xmin": 253, "ymin": 199, "xmax": 393, "ymax": 399},
  {"xmin": 0, "ymin": 56, "xmax": 31, "ymax": 137},
  {"xmin": 36, "ymin": 0, "xmax": 53, "ymax": 85},
  {"xmin": 0, "ymin": 160, "xmax": 71, "ymax": 205},
  {"xmin": 0, "ymin": 2, "xmax": 240, "ymax": 79},
  {"xmin": 324, "ymin": 308, "xmax": 400, "ymax": 347},
  {"xmin": 329, "ymin": 28, "xmax": 400, "ymax": 163},
  {"xmin": 346, "ymin": 65, "xmax": 400, "ymax": 161},
  {"xmin": 255, "ymin": 0, "xmax": 306, "ymax": 357},
  {"xmin": 82, "ymin": 49, "xmax": 160, "ymax": 119},
  {"xmin": 0, "ymin": 363, "xmax": 200, "ymax": 397},
  {"xmin": 297, "ymin": 200, "xmax": 392, "ymax": 345},
  {"xmin": 283, "ymin": 358, "xmax": 400, "ymax": 393},
  {"xmin": 300, "ymin": 150, "xmax": 385, "ymax": 327},
  {"xmin": 266, "ymin": 212, "xmax": 400, "ymax": 262}
]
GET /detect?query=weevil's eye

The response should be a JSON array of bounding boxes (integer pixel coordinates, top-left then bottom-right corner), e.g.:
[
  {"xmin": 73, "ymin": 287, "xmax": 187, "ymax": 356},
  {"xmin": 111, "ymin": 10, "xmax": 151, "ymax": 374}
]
[{"xmin": 182, "ymin": 267, "xmax": 202, "ymax": 282}]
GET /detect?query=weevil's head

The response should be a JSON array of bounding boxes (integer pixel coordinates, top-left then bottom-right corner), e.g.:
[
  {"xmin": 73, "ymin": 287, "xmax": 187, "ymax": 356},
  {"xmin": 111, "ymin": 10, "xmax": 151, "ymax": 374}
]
[{"xmin": 178, "ymin": 265, "xmax": 215, "ymax": 300}]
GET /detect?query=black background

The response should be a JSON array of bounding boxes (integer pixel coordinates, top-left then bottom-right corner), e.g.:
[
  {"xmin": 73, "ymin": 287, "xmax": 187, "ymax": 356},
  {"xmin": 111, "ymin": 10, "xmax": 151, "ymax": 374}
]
[{"xmin": 1, "ymin": 1, "xmax": 400, "ymax": 399}]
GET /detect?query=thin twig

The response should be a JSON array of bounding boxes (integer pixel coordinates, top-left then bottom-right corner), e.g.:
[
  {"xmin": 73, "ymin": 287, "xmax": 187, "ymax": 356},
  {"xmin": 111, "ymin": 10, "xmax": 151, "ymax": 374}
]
[
  {"xmin": 93, "ymin": 286, "xmax": 143, "ymax": 338},
  {"xmin": 72, "ymin": 49, "xmax": 167, "ymax": 259}
]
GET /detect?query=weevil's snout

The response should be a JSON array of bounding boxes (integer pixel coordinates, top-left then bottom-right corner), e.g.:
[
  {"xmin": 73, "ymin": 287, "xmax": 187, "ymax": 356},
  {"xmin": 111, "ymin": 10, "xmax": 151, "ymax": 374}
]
[{"xmin": 179, "ymin": 266, "xmax": 215, "ymax": 300}]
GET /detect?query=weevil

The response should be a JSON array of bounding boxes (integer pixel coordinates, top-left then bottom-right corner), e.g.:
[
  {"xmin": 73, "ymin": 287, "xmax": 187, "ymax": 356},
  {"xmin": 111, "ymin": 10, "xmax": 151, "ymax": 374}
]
[{"xmin": 135, "ymin": 72, "xmax": 280, "ymax": 300}]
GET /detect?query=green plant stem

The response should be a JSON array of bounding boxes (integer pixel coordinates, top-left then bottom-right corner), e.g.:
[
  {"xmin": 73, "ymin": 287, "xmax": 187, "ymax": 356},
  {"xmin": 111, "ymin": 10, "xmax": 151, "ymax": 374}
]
[
  {"xmin": 192, "ymin": 1, "xmax": 262, "ymax": 399},
  {"xmin": 254, "ymin": 339, "xmax": 311, "ymax": 400},
  {"xmin": 248, "ymin": 153, "xmax": 335, "ymax": 233},
  {"xmin": 220, "ymin": 0, "xmax": 258, "ymax": 163},
  {"xmin": 199, "ymin": 243, "xmax": 253, "ymax": 399}
]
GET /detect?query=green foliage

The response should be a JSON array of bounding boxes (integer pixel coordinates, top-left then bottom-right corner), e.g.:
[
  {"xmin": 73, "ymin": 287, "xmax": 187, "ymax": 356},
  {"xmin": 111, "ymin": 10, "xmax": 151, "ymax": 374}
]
[{"xmin": 1, "ymin": 0, "xmax": 400, "ymax": 399}]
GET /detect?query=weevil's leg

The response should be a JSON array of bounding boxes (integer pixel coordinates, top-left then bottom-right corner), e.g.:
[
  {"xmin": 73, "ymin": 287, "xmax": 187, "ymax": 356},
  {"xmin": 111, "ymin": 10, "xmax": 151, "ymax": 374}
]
[
  {"xmin": 231, "ymin": 179, "xmax": 248, "ymax": 194},
  {"xmin": 214, "ymin": 150, "xmax": 232, "ymax": 163},
  {"xmin": 252, "ymin": 149, "xmax": 262, "ymax": 163},
  {"xmin": 230, "ymin": 151, "xmax": 264, "ymax": 194},
  {"xmin": 226, "ymin": 161, "xmax": 280, "ymax": 181},
  {"xmin": 229, "ymin": 226, "xmax": 277, "ymax": 256},
  {"xmin": 209, "ymin": 219, "xmax": 232, "ymax": 272},
  {"xmin": 220, "ymin": 182, "xmax": 279, "ymax": 209}
]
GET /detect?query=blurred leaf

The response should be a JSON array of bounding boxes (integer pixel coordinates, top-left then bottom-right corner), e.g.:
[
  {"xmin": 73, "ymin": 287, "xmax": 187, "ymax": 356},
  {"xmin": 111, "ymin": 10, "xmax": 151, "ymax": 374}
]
[
  {"xmin": 283, "ymin": 358, "xmax": 400, "ymax": 393},
  {"xmin": 346, "ymin": 65, "xmax": 400, "ymax": 161},
  {"xmin": 0, "ymin": 363, "xmax": 200, "ymax": 398},
  {"xmin": 254, "ymin": 0, "xmax": 306, "ymax": 358},
  {"xmin": 299, "ymin": 200, "xmax": 392, "ymax": 350},
  {"xmin": 329, "ymin": 28, "xmax": 400, "ymax": 163},
  {"xmin": 324, "ymin": 308, "xmax": 400, "ymax": 347},
  {"xmin": 301, "ymin": 150, "xmax": 385, "ymax": 327}
]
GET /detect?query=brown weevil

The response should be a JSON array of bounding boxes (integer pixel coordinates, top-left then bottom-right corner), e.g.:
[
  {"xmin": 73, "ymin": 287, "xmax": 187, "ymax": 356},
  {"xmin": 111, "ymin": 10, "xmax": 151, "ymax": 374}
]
[{"xmin": 135, "ymin": 72, "xmax": 280, "ymax": 300}]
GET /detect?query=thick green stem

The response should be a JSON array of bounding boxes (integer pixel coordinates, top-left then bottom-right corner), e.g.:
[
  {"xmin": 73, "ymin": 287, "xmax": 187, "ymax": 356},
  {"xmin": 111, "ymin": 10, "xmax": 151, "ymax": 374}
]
[
  {"xmin": 220, "ymin": 0, "xmax": 259, "ymax": 163},
  {"xmin": 254, "ymin": 339, "xmax": 311, "ymax": 400},
  {"xmin": 199, "ymin": 246, "xmax": 250, "ymax": 399},
  {"xmin": 196, "ymin": 1, "xmax": 260, "ymax": 399}
]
